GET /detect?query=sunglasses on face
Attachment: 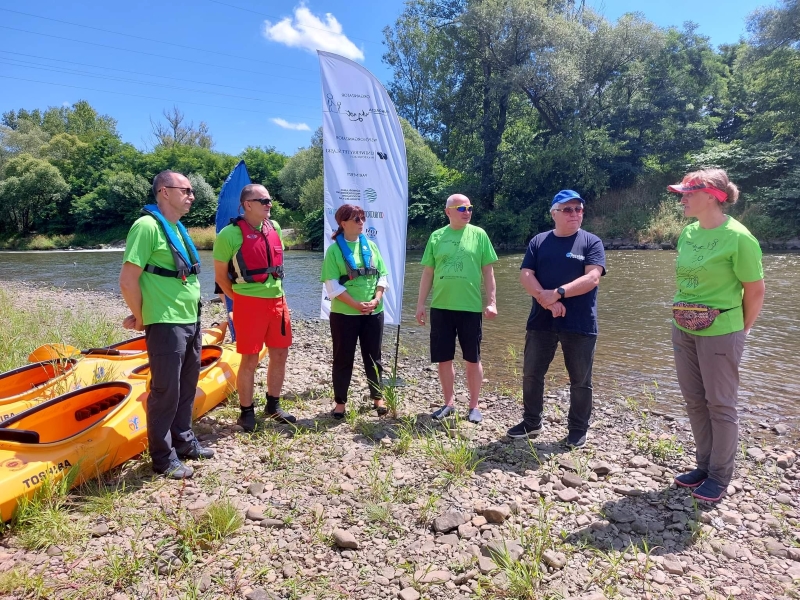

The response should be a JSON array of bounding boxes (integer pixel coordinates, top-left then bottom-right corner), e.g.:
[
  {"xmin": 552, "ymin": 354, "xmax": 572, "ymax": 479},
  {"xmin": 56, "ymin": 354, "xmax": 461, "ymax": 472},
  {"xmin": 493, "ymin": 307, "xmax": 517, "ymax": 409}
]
[
  {"xmin": 162, "ymin": 186, "xmax": 195, "ymax": 196},
  {"xmin": 454, "ymin": 205, "xmax": 473, "ymax": 213},
  {"xmin": 349, "ymin": 216, "xmax": 365, "ymax": 223},
  {"xmin": 552, "ymin": 206, "xmax": 584, "ymax": 214},
  {"xmin": 249, "ymin": 197, "xmax": 272, "ymax": 206}
]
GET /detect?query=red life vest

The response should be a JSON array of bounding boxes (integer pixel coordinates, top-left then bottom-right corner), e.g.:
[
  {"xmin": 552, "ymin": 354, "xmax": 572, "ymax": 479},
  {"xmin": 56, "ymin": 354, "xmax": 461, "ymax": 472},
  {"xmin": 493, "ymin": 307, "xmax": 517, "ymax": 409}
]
[{"xmin": 227, "ymin": 217, "xmax": 284, "ymax": 283}]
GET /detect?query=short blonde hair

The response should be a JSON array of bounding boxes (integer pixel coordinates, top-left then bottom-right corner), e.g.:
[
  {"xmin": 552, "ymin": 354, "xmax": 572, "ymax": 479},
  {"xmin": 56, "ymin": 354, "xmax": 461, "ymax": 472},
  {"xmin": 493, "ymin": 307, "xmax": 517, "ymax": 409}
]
[{"xmin": 682, "ymin": 169, "xmax": 740, "ymax": 205}]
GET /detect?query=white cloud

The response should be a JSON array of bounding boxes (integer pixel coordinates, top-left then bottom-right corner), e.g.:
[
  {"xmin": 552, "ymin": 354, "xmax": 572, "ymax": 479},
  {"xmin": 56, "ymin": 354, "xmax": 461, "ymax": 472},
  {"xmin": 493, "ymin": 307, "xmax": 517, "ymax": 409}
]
[
  {"xmin": 263, "ymin": 5, "xmax": 364, "ymax": 61},
  {"xmin": 270, "ymin": 118, "xmax": 311, "ymax": 131}
]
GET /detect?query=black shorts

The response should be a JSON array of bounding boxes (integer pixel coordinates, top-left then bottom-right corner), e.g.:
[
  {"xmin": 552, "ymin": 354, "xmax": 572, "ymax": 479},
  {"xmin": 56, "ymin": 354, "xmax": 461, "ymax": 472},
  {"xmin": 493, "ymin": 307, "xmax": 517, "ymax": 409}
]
[{"xmin": 430, "ymin": 308, "xmax": 483, "ymax": 363}]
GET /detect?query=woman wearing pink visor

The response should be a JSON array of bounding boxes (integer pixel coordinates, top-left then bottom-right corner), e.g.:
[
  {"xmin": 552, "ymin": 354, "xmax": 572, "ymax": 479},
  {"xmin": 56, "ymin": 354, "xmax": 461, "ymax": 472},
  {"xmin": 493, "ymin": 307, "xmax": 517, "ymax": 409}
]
[{"xmin": 667, "ymin": 168, "xmax": 765, "ymax": 502}]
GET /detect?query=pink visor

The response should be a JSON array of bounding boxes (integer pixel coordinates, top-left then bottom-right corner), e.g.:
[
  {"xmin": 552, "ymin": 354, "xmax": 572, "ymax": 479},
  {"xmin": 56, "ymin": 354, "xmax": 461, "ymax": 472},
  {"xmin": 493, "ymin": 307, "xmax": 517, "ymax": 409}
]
[{"xmin": 667, "ymin": 181, "xmax": 728, "ymax": 202}]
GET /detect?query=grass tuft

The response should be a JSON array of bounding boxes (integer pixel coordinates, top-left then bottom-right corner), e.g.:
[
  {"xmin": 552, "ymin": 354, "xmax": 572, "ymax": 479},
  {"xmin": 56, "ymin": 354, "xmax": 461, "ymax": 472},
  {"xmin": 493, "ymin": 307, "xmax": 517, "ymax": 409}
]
[{"xmin": 12, "ymin": 468, "xmax": 85, "ymax": 550}]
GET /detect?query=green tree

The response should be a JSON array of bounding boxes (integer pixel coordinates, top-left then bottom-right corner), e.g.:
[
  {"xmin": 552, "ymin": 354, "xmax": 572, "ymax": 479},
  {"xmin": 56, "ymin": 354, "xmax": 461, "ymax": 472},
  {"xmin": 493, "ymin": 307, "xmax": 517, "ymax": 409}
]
[
  {"xmin": 238, "ymin": 146, "xmax": 288, "ymax": 199},
  {"xmin": 182, "ymin": 173, "xmax": 217, "ymax": 227},
  {"xmin": 0, "ymin": 154, "xmax": 69, "ymax": 232},
  {"xmin": 71, "ymin": 171, "xmax": 150, "ymax": 231},
  {"xmin": 277, "ymin": 128, "xmax": 323, "ymax": 210}
]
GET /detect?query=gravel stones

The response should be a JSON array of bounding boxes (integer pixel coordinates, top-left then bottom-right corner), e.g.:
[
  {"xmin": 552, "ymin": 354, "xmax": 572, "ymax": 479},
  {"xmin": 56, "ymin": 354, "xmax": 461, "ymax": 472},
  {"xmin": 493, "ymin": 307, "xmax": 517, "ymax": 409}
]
[
  {"xmin": 561, "ymin": 472, "xmax": 584, "ymax": 488},
  {"xmin": 432, "ymin": 511, "xmax": 468, "ymax": 533},
  {"xmin": 333, "ymin": 529, "xmax": 359, "ymax": 549},
  {"xmin": 398, "ymin": 588, "xmax": 420, "ymax": 600},
  {"xmin": 556, "ymin": 488, "xmax": 580, "ymax": 502},
  {"xmin": 482, "ymin": 505, "xmax": 511, "ymax": 523},
  {"xmin": 542, "ymin": 549, "xmax": 567, "ymax": 569}
]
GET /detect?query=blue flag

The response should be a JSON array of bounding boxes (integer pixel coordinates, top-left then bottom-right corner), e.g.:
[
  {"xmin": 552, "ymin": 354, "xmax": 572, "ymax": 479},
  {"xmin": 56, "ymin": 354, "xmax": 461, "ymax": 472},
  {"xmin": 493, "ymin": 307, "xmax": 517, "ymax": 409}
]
[
  {"xmin": 215, "ymin": 160, "xmax": 251, "ymax": 341},
  {"xmin": 216, "ymin": 160, "xmax": 251, "ymax": 234}
]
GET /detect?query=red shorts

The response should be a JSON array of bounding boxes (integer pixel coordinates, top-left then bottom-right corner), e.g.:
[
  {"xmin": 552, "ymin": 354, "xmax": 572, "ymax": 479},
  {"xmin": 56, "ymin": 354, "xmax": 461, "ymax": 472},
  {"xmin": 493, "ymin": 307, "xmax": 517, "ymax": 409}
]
[{"xmin": 232, "ymin": 293, "xmax": 292, "ymax": 354}]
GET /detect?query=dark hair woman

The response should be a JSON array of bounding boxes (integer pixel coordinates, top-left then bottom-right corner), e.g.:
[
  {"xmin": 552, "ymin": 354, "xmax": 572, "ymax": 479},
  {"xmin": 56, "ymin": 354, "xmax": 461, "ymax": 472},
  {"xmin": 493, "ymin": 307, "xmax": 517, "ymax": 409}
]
[
  {"xmin": 667, "ymin": 168, "xmax": 765, "ymax": 502},
  {"xmin": 320, "ymin": 204, "xmax": 390, "ymax": 418}
]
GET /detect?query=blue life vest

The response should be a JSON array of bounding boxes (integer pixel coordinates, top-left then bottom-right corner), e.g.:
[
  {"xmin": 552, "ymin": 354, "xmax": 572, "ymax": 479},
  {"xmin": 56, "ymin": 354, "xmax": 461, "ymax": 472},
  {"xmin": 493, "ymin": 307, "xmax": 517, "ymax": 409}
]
[
  {"xmin": 336, "ymin": 234, "xmax": 379, "ymax": 285},
  {"xmin": 141, "ymin": 204, "xmax": 201, "ymax": 281}
]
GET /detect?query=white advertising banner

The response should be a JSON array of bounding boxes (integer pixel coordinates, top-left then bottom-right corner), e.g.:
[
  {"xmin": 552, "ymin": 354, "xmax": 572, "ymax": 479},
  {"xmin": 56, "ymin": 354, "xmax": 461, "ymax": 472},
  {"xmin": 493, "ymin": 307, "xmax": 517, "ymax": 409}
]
[{"xmin": 318, "ymin": 50, "xmax": 408, "ymax": 325}]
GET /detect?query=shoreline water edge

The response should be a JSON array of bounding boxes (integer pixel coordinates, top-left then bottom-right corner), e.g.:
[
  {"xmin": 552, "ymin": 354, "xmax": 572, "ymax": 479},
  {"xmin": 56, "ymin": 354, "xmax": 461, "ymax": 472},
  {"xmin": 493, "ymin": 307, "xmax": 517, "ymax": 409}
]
[{"xmin": 0, "ymin": 282, "xmax": 798, "ymax": 600}]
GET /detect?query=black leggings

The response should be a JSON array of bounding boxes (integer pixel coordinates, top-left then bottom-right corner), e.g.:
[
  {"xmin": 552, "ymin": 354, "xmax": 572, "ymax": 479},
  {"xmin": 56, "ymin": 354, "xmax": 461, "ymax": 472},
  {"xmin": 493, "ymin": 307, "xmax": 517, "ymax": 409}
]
[{"xmin": 329, "ymin": 311, "xmax": 384, "ymax": 403}]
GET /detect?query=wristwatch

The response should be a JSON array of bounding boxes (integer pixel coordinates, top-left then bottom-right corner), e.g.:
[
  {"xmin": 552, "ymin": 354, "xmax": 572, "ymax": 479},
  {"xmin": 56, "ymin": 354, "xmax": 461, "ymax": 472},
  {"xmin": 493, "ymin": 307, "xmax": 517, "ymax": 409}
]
[{"xmin": 557, "ymin": 287, "xmax": 566, "ymax": 299}]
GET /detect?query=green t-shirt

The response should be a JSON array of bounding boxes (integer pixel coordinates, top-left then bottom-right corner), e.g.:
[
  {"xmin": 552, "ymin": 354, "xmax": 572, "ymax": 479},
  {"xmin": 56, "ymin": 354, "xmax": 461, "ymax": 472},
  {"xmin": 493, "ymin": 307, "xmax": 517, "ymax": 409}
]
[
  {"xmin": 421, "ymin": 224, "xmax": 498, "ymax": 313},
  {"xmin": 122, "ymin": 215, "xmax": 201, "ymax": 326},
  {"xmin": 320, "ymin": 238, "xmax": 388, "ymax": 315},
  {"xmin": 213, "ymin": 220, "xmax": 285, "ymax": 299},
  {"xmin": 674, "ymin": 216, "xmax": 764, "ymax": 336}
]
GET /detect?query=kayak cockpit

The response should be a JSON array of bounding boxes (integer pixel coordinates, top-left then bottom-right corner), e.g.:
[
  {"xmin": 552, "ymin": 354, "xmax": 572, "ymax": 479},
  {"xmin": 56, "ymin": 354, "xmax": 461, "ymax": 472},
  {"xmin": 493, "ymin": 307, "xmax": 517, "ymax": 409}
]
[
  {"xmin": 129, "ymin": 345, "xmax": 223, "ymax": 379},
  {"xmin": 0, "ymin": 359, "xmax": 78, "ymax": 400},
  {"xmin": 0, "ymin": 382, "xmax": 132, "ymax": 444}
]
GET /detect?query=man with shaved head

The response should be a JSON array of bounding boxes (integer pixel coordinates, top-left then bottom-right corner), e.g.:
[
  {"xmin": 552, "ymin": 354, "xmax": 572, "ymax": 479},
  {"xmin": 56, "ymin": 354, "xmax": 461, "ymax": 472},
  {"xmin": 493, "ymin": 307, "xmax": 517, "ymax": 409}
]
[
  {"xmin": 213, "ymin": 183, "xmax": 295, "ymax": 432},
  {"xmin": 415, "ymin": 194, "xmax": 498, "ymax": 424}
]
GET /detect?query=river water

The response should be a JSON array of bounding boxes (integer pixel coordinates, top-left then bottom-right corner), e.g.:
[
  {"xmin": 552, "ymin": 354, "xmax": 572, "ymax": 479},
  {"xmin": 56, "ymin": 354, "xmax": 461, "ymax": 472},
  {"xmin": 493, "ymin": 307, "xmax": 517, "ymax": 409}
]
[{"xmin": 1, "ymin": 249, "xmax": 798, "ymax": 424}]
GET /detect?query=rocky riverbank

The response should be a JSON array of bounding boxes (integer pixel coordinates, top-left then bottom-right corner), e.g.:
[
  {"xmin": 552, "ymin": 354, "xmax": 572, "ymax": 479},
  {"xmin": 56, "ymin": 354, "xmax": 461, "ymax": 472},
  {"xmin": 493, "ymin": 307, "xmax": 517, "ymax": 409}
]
[{"xmin": 0, "ymin": 286, "xmax": 798, "ymax": 600}]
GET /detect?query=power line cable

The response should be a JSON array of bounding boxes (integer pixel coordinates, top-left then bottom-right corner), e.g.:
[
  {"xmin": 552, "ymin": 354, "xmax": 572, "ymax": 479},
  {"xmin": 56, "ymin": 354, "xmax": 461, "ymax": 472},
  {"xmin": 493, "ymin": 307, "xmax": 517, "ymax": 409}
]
[
  {"xmin": 0, "ymin": 50, "xmax": 312, "ymax": 101},
  {"xmin": 204, "ymin": 0, "xmax": 382, "ymax": 46},
  {"xmin": 0, "ymin": 57, "xmax": 320, "ymax": 110},
  {"xmin": 0, "ymin": 26, "xmax": 314, "ymax": 84},
  {"xmin": 0, "ymin": 75, "xmax": 319, "ymax": 122},
  {"xmin": 0, "ymin": 8, "xmax": 316, "ymax": 72}
]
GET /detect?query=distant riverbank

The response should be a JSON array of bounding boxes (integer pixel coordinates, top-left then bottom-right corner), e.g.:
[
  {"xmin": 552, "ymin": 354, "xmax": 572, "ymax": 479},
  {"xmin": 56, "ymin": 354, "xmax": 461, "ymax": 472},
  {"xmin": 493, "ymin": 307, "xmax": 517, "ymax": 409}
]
[{"xmin": 3, "ymin": 226, "xmax": 800, "ymax": 253}]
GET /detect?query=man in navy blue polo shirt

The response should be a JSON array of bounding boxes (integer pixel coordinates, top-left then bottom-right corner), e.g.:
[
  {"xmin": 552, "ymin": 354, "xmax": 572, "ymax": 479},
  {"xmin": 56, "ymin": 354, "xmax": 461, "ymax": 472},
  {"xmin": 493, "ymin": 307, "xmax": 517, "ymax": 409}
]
[{"xmin": 507, "ymin": 190, "xmax": 606, "ymax": 448}]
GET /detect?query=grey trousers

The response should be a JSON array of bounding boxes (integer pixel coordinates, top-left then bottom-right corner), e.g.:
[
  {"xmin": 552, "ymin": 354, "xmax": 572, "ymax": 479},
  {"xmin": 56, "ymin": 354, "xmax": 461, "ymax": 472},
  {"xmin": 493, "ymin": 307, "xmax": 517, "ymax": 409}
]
[
  {"xmin": 144, "ymin": 322, "xmax": 202, "ymax": 471},
  {"xmin": 672, "ymin": 325, "xmax": 746, "ymax": 486}
]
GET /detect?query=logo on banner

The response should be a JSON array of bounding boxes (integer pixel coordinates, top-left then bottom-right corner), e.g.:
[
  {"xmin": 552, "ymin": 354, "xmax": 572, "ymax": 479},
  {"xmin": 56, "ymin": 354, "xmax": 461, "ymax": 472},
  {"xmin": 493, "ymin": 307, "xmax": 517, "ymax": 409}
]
[
  {"xmin": 364, "ymin": 188, "xmax": 377, "ymax": 203},
  {"xmin": 365, "ymin": 210, "xmax": 384, "ymax": 219},
  {"xmin": 377, "ymin": 152, "xmax": 388, "ymax": 160},
  {"xmin": 365, "ymin": 227, "xmax": 378, "ymax": 240},
  {"xmin": 326, "ymin": 93, "xmax": 341, "ymax": 113}
]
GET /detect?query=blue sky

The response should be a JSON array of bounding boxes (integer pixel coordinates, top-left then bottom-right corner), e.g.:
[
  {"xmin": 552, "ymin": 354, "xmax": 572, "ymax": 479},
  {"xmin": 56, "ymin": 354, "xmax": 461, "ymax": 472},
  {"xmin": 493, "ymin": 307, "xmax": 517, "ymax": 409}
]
[{"xmin": 0, "ymin": 0, "xmax": 765, "ymax": 157}]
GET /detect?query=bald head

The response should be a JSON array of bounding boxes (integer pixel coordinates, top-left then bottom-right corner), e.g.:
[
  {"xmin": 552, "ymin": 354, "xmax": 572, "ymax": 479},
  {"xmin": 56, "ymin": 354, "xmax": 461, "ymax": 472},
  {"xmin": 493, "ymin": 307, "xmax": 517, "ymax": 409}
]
[{"xmin": 446, "ymin": 194, "xmax": 470, "ymax": 208}]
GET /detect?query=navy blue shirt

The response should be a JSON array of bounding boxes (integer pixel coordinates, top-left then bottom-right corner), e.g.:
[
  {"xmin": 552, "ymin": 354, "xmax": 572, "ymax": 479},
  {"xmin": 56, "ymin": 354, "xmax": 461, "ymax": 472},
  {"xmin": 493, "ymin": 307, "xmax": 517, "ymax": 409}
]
[{"xmin": 521, "ymin": 229, "xmax": 606, "ymax": 335}]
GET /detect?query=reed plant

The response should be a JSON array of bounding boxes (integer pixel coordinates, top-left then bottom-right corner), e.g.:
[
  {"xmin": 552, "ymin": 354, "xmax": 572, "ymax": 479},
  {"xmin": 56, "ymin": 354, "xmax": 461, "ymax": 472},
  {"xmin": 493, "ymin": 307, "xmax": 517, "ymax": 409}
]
[{"xmin": 187, "ymin": 226, "xmax": 216, "ymax": 250}]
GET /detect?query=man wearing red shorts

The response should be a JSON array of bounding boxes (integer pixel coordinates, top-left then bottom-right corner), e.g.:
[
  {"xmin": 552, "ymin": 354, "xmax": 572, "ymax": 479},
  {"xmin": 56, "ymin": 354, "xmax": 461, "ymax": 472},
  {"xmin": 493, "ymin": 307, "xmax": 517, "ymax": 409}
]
[{"xmin": 213, "ymin": 183, "xmax": 295, "ymax": 431}]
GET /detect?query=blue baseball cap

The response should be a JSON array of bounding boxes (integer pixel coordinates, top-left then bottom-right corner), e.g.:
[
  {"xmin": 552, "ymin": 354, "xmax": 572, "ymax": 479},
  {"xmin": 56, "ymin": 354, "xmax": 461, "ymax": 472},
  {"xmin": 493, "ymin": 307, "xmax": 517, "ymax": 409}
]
[{"xmin": 551, "ymin": 190, "xmax": 585, "ymax": 208}]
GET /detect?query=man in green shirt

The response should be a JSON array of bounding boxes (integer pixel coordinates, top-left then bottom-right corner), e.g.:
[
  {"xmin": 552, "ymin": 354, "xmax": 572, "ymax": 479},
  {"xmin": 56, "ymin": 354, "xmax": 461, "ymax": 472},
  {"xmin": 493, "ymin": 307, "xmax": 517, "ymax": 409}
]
[
  {"xmin": 415, "ymin": 194, "xmax": 498, "ymax": 424},
  {"xmin": 120, "ymin": 170, "xmax": 214, "ymax": 480},
  {"xmin": 213, "ymin": 183, "xmax": 294, "ymax": 432}
]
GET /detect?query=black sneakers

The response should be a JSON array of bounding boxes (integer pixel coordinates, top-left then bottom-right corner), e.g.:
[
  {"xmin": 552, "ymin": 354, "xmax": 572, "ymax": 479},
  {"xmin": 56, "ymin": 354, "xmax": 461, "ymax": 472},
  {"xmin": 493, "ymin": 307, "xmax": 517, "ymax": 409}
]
[
  {"xmin": 507, "ymin": 421, "xmax": 544, "ymax": 439},
  {"xmin": 562, "ymin": 430, "xmax": 588, "ymax": 449}
]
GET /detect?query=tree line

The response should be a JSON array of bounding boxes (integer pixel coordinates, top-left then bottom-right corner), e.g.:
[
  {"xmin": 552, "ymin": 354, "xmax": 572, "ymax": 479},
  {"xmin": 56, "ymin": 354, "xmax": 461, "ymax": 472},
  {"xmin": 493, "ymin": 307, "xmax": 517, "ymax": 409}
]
[
  {"xmin": 0, "ymin": 0, "xmax": 797, "ymax": 247},
  {"xmin": 384, "ymin": 0, "xmax": 800, "ymax": 243}
]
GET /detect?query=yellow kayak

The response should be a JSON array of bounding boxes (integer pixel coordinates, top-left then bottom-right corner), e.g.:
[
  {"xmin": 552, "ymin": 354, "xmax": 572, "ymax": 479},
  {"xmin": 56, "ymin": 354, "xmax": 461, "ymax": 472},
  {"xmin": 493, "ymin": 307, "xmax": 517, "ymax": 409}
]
[
  {"xmin": 0, "ymin": 343, "xmax": 245, "ymax": 522},
  {"xmin": 0, "ymin": 325, "xmax": 227, "ymax": 422}
]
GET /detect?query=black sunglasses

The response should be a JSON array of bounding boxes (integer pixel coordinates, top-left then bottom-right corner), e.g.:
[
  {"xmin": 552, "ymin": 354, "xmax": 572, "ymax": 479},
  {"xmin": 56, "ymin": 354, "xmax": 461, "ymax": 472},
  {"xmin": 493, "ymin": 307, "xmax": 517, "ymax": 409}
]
[
  {"xmin": 248, "ymin": 197, "xmax": 272, "ymax": 206},
  {"xmin": 350, "ymin": 216, "xmax": 365, "ymax": 223},
  {"xmin": 162, "ymin": 186, "xmax": 195, "ymax": 196}
]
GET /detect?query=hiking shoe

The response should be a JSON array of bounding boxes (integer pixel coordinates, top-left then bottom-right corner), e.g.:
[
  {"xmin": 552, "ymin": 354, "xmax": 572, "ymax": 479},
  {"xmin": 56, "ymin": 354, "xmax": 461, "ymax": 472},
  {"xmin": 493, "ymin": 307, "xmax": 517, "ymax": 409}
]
[
  {"xmin": 177, "ymin": 439, "xmax": 215, "ymax": 461},
  {"xmin": 431, "ymin": 404, "xmax": 456, "ymax": 420},
  {"xmin": 467, "ymin": 408, "xmax": 483, "ymax": 424},
  {"xmin": 265, "ymin": 406, "xmax": 297, "ymax": 425},
  {"xmin": 563, "ymin": 430, "xmax": 588, "ymax": 449},
  {"xmin": 692, "ymin": 478, "xmax": 726, "ymax": 502},
  {"xmin": 237, "ymin": 406, "xmax": 256, "ymax": 432},
  {"xmin": 674, "ymin": 469, "xmax": 708, "ymax": 488},
  {"xmin": 155, "ymin": 459, "xmax": 194, "ymax": 480},
  {"xmin": 507, "ymin": 421, "xmax": 544, "ymax": 439}
]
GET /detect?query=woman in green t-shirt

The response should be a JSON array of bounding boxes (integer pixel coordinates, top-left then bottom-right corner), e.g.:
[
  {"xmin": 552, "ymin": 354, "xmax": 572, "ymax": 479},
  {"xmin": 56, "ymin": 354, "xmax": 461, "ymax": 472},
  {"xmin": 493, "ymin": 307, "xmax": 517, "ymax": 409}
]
[
  {"xmin": 667, "ymin": 168, "xmax": 765, "ymax": 503},
  {"xmin": 320, "ymin": 204, "xmax": 390, "ymax": 419}
]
